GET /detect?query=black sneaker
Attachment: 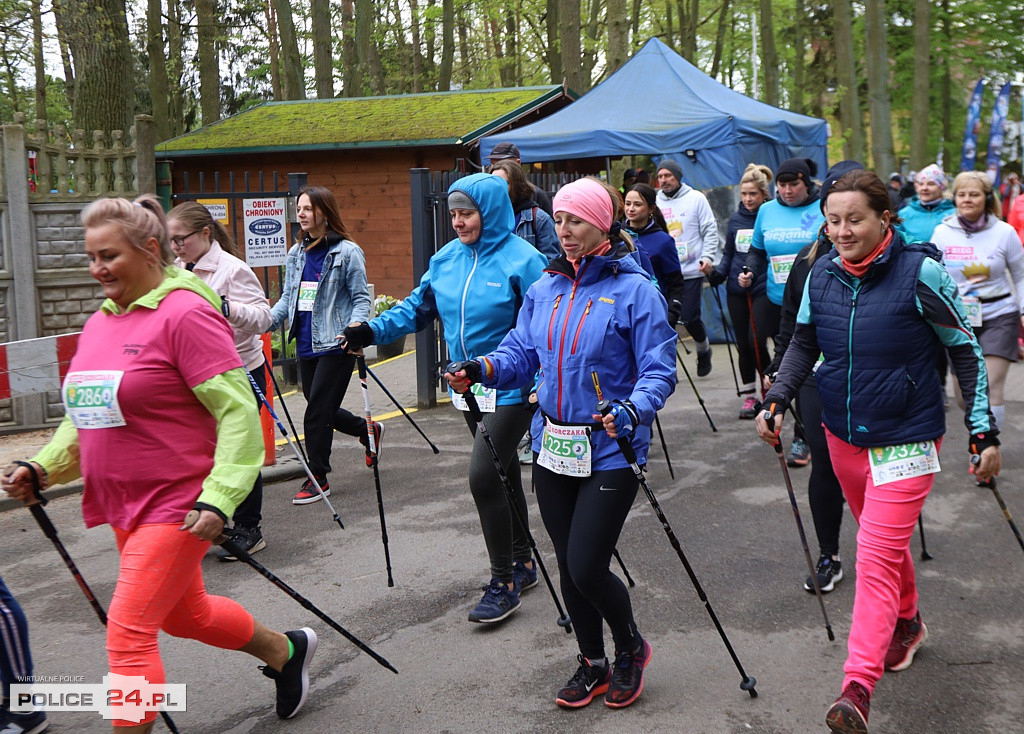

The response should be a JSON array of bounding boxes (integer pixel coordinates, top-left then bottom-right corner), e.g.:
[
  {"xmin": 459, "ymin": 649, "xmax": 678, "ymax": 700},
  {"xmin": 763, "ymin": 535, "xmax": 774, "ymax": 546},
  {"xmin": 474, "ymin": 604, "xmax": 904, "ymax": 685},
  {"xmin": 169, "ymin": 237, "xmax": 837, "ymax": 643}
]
[
  {"xmin": 804, "ymin": 555, "xmax": 843, "ymax": 593},
  {"xmin": 467, "ymin": 578, "xmax": 521, "ymax": 623},
  {"xmin": 555, "ymin": 654, "xmax": 611, "ymax": 708},
  {"xmin": 696, "ymin": 348, "xmax": 713, "ymax": 377},
  {"xmin": 0, "ymin": 708, "xmax": 49, "ymax": 734},
  {"xmin": 217, "ymin": 526, "xmax": 267, "ymax": 562},
  {"xmin": 604, "ymin": 638, "xmax": 653, "ymax": 708},
  {"xmin": 261, "ymin": 627, "xmax": 318, "ymax": 719}
]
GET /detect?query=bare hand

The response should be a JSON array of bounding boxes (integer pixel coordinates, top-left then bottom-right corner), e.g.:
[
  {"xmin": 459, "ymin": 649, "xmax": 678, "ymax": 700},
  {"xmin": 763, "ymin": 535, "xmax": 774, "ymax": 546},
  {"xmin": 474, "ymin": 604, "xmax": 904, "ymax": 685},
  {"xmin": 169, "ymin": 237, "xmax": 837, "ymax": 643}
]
[
  {"xmin": 593, "ymin": 411, "xmax": 620, "ymax": 439},
  {"xmin": 180, "ymin": 509, "xmax": 226, "ymax": 542},
  {"xmin": 443, "ymin": 369, "xmax": 471, "ymax": 394},
  {"xmin": 1, "ymin": 462, "xmax": 44, "ymax": 505},
  {"xmin": 973, "ymin": 445, "xmax": 1001, "ymax": 483},
  {"xmin": 737, "ymin": 272, "xmax": 753, "ymax": 288},
  {"xmin": 698, "ymin": 259, "xmax": 713, "ymax": 276},
  {"xmin": 754, "ymin": 409, "xmax": 783, "ymax": 445}
]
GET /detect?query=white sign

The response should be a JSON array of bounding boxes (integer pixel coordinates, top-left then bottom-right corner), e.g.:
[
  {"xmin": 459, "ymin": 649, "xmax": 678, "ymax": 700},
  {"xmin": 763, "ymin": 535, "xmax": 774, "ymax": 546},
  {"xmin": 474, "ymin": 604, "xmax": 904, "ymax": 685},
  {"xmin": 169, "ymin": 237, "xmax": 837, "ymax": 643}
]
[{"xmin": 242, "ymin": 197, "xmax": 288, "ymax": 267}]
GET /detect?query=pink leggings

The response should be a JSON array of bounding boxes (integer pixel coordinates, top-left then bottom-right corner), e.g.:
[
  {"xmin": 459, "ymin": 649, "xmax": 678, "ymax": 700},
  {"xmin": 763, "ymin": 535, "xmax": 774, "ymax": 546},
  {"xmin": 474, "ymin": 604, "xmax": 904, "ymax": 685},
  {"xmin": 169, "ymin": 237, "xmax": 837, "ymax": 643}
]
[
  {"xmin": 108, "ymin": 524, "xmax": 255, "ymax": 726},
  {"xmin": 825, "ymin": 429, "xmax": 942, "ymax": 694}
]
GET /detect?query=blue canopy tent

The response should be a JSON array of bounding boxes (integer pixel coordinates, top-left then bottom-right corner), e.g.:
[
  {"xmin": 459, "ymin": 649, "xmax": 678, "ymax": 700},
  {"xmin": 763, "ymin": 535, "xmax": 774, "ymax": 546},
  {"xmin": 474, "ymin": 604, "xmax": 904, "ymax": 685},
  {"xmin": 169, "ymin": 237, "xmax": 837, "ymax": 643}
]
[{"xmin": 479, "ymin": 38, "xmax": 828, "ymax": 189}]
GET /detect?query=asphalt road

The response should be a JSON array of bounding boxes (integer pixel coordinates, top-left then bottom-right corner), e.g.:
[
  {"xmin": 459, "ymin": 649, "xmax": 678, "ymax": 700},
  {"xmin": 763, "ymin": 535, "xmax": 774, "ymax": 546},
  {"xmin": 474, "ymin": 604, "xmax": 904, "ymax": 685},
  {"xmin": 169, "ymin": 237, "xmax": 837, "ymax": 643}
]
[{"xmin": 1, "ymin": 346, "xmax": 1021, "ymax": 733}]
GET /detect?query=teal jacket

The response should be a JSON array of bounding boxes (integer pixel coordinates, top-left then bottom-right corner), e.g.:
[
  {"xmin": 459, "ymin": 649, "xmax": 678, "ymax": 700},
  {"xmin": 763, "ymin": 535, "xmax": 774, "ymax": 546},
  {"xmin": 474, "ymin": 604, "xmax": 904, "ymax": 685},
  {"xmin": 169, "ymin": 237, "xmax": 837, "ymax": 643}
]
[{"xmin": 897, "ymin": 196, "xmax": 955, "ymax": 244}]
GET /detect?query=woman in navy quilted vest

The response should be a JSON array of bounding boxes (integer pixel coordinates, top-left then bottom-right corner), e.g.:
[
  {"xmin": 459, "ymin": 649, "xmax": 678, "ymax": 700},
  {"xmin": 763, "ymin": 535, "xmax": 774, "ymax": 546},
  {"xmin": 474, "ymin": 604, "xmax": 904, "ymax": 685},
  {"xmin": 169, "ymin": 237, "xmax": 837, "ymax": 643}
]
[{"xmin": 755, "ymin": 170, "xmax": 1001, "ymax": 734}]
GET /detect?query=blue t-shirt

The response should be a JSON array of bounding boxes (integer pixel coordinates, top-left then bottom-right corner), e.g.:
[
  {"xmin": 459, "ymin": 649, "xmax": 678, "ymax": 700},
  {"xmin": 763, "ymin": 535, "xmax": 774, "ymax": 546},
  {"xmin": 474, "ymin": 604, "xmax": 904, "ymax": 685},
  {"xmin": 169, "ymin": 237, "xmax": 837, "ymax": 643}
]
[
  {"xmin": 295, "ymin": 243, "xmax": 338, "ymax": 358},
  {"xmin": 750, "ymin": 199, "xmax": 824, "ymax": 305}
]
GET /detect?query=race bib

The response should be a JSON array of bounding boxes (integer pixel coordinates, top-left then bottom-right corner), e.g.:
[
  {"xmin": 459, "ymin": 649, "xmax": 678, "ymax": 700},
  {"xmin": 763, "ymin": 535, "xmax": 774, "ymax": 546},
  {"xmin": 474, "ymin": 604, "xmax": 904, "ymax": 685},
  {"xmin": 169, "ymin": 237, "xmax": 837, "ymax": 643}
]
[
  {"xmin": 770, "ymin": 254, "xmax": 797, "ymax": 284},
  {"xmin": 537, "ymin": 420, "xmax": 592, "ymax": 477},
  {"xmin": 298, "ymin": 280, "xmax": 318, "ymax": 312},
  {"xmin": 735, "ymin": 229, "xmax": 754, "ymax": 254},
  {"xmin": 63, "ymin": 371, "xmax": 127, "ymax": 429},
  {"xmin": 868, "ymin": 440, "xmax": 940, "ymax": 486},
  {"xmin": 961, "ymin": 295, "xmax": 983, "ymax": 328},
  {"xmin": 450, "ymin": 384, "xmax": 496, "ymax": 413}
]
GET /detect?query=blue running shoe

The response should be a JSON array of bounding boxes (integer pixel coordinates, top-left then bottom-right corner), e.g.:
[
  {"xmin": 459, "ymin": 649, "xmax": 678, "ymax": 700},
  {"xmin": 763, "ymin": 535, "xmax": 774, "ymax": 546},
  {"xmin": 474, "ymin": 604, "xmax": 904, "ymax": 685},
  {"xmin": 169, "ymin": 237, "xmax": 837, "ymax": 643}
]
[
  {"xmin": 468, "ymin": 578, "xmax": 521, "ymax": 623},
  {"xmin": 513, "ymin": 559, "xmax": 538, "ymax": 593},
  {"xmin": 0, "ymin": 708, "xmax": 49, "ymax": 734}
]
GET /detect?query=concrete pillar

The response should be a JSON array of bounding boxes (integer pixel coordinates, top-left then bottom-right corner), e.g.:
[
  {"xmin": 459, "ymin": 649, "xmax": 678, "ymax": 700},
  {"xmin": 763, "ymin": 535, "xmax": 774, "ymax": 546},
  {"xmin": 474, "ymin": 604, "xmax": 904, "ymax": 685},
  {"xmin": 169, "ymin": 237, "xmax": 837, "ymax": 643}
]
[{"xmin": 134, "ymin": 114, "xmax": 157, "ymax": 194}]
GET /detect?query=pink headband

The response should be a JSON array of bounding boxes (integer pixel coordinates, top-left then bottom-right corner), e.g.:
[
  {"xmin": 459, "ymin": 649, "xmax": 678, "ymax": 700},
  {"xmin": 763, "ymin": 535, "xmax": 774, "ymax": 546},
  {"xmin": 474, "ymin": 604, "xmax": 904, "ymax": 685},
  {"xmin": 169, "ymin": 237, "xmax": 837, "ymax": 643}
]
[
  {"xmin": 916, "ymin": 164, "xmax": 946, "ymax": 190},
  {"xmin": 552, "ymin": 179, "xmax": 614, "ymax": 233}
]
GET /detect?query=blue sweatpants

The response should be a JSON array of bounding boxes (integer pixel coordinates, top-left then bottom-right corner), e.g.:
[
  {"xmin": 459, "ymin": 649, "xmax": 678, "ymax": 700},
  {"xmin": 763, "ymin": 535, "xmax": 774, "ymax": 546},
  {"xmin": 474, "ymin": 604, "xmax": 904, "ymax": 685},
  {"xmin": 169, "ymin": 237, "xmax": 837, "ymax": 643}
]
[{"xmin": 0, "ymin": 575, "xmax": 33, "ymax": 702}]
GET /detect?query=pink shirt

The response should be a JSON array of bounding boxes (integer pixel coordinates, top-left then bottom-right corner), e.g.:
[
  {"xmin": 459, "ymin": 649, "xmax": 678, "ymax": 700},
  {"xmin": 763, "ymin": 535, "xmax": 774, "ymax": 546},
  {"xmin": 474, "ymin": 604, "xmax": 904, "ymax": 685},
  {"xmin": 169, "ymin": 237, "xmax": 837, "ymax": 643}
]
[{"xmin": 68, "ymin": 290, "xmax": 242, "ymax": 529}]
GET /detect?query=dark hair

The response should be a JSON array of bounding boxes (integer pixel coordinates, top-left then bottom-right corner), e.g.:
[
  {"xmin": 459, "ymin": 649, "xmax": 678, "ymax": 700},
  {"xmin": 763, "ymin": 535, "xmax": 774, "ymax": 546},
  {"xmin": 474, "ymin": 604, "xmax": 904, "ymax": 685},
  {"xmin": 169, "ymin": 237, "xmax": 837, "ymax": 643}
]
[
  {"xmin": 589, "ymin": 177, "xmax": 636, "ymax": 250},
  {"xmin": 625, "ymin": 183, "xmax": 669, "ymax": 233},
  {"xmin": 824, "ymin": 170, "xmax": 902, "ymax": 225},
  {"xmin": 297, "ymin": 185, "xmax": 352, "ymax": 241},
  {"xmin": 167, "ymin": 201, "xmax": 239, "ymax": 257},
  {"xmin": 635, "ymin": 169, "xmax": 650, "ymax": 184},
  {"xmin": 489, "ymin": 159, "xmax": 534, "ymax": 204}
]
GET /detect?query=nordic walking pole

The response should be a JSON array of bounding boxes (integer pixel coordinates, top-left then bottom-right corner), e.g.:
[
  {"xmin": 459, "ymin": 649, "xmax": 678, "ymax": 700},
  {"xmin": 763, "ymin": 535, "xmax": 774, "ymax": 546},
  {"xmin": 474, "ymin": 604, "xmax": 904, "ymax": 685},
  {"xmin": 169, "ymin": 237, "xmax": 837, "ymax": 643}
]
[
  {"xmin": 594, "ymin": 404, "xmax": 757, "ymax": 698},
  {"xmin": 446, "ymin": 363, "xmax": 572, "ymax": 634},
  {"xmin": 9, "ymin": 462, "xmax": 181, "ymax": 733},
  {"xmin": 246, "ymin": 372, "xmax": 345, "ymax": 530},
  {"xmin": 363, "ymin": 363, "xmax": 440, "ymax": 454},
  {"xmin": 742, "ymin": 267, "xmax": 768, "ymax": 400},
  {"xmin": 653, "ymin": 413, "xmax": 675, "ymax": 479},
  {"xmin": 675, "ymin": 345, "xmax": 718, "ymax": 432},
  {"xmin": 357, "ymin": 355, "xmax": 395, "ymax": 587},
  {"xmin": 183, "ymin": 512, "xmax": 398, "ymax": 673},
  {"xmin": 612, "ymin": 549, "xmax": 636, "ymax": 587},
  {"xmin": 762, "ymin": 410, "xmax": 836, "ymax": 642},
  {"xmin": 707, "ymin": 278, "xmax": 742, "ymax": 396},
  {"xmin": 267, "ymin": 365, "xmax": 308, "ymax": 463},
  {"xmin": 918, "ymin": 515, "xmax": 934, "ymax": 561},
  {"xmin": 972, "ymin": 457, "xmax": 1024, "ymax": 555}
]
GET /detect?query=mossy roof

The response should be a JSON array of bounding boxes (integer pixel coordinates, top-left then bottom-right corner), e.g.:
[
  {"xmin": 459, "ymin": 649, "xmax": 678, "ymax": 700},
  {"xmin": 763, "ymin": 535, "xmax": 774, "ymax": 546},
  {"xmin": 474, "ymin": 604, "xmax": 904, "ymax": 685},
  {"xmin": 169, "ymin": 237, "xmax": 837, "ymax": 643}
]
[{"xmin": 157, "ymin": 86, "xmax": 574, "ymax": 156}]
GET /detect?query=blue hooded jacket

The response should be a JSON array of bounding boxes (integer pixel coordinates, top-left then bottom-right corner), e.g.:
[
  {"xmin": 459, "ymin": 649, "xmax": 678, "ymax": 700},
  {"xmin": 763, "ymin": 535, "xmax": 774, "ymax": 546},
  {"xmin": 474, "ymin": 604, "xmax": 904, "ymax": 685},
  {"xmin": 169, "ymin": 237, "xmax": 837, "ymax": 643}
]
[
  {"xmin": 480, "ymin": 245, "xmax": 678, "ymax": 469},
  {"xmin": 896, "ymin": 196, "xmax": 955, "ymax": 244},
  {"xmin": 369, "ymin": 173, "xmax": 547, "ymax": 406}
]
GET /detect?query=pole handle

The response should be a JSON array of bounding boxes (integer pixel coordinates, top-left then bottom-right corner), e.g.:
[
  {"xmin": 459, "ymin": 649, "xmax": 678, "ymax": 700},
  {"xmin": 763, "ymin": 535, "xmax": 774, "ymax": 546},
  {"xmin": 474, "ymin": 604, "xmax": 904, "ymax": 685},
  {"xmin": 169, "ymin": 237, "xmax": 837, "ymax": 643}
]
[
  {"xmin": 445, "ymin": 360, "xmax": 485, "ymax": 423},
  {"xmin": 182, "ymin": 509, "xmax": 231, "ymax": 546},
  {"xmin": 596, "ymin": 400, "xmax": 639, "ymax": 466}
]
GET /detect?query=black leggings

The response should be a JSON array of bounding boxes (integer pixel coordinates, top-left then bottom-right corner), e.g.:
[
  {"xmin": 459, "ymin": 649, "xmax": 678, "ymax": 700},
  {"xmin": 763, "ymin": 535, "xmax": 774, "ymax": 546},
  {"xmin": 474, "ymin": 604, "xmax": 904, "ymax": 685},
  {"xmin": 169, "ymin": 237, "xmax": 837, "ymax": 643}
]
[
  {"xmin": 800, "ymin": 379, "xmax": 845, "ymax": 556},
  {"xmin": 534, "ymin": 464, "xmax": 640, "ymax": 660},
  {"xmin": 232, "ymin": 361, "xmax": 266, "ymax": 529},
  {"xmin": 463, "ymin": 405, "xmax": 533, "ymax": 583},
  {"xmin": 678, "ymin": 277, "xmax": 707, "ymax": 344},
  {"xmin": 726, "ymin": 291, "xmax": 769, "ymax": 388},
  {"xmin": 299, "ymin": 351, "xmax": 364, "ymax": 478}
]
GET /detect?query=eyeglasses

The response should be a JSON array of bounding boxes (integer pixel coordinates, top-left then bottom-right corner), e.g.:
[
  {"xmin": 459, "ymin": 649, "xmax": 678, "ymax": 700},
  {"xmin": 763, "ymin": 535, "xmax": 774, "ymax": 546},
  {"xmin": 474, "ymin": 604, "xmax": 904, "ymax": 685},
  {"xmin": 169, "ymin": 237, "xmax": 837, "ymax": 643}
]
[{"xmin": 170, "ymin": 230, "xmax": 200, "ymax": 247}]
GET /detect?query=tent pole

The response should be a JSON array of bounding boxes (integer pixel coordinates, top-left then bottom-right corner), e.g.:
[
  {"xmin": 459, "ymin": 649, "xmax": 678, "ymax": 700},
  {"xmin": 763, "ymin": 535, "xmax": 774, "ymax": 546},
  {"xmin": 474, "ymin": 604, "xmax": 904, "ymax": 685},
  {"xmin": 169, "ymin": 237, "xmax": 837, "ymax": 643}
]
[{"xmin": 605, "ymin": 157, "xmax": 612, "ymax": 182}]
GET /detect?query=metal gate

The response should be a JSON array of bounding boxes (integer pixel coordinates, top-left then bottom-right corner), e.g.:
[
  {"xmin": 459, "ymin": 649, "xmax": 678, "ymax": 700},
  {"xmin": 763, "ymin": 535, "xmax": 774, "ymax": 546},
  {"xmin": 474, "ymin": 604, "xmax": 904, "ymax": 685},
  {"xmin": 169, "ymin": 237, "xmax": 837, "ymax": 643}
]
[{"xmin": 172, "ymin": 170, "xmax": 307, "ymax": 380}]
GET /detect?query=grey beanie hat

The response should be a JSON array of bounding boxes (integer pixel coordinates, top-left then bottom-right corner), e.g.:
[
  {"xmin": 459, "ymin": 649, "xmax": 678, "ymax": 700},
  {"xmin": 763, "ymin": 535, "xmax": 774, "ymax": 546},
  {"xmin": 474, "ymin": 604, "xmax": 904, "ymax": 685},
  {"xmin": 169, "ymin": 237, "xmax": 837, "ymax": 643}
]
[
  {"xmin": 656, "ymin": 159, "xmax": 684, "ymax": 183},
  {"xmin": 447, "ymin": 190, "xmax": 478, "ymax": 211}
]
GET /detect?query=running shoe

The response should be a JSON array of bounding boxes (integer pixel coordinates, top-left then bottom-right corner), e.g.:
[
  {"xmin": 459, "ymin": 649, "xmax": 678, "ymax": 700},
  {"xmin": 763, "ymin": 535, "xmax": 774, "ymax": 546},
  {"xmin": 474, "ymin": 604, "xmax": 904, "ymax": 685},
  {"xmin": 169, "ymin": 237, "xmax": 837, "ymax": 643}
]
[
  {"xmin": 604, "ymin": 638, "xmax": 653, "ymax": 708},
  {"xmin": 360, "ymin": 421, "xmax": 385, "ymax": 467},
  {"xmin": 0, "ymin": 708, "xmax": 49, "ymax": 734},
  {"xmin": 825, "ymin": 681, "xmax": 870, "ymax": 733},
  {"xmin": 885, "ymin": 611, "xmax": 927, "ymax": 671},
  {"xmin": 217, "ymin": 525, "xmax": 267, "ymax": 562},
  {"xmin": 293, "ymin": 477, "xmax": 330, "ymax": 505},
  {"xmin": 556, "ymin": 655, "xmax": 611, "ymax": 708},
  {"xmin": 738, "ymin": 395, "xmax": 760, "ymax": 420},
  {"xmin": 788, "ymin": 438, "xmax": 811, "ymax": 467},
  {"xmin": 696, "ymin": 348, "xmax": 713, "ymax": 377},
  {"xmin": 261, "ymin": 628, "xmax": 317, "ymax": 719},
  {"xmin": 467, "ymin": 578, "xmax": 521, "ymax": 623},
  {"xmin": 517, "ymin": 431, "xmax": 533, "ymax": 465},
  {"xmin": 804, "ymin": 554, "xmax": 843, "ymax": 593},
  {"xmin": 512, "ymin": 558, "xmax": 538, "ymax": 593}
]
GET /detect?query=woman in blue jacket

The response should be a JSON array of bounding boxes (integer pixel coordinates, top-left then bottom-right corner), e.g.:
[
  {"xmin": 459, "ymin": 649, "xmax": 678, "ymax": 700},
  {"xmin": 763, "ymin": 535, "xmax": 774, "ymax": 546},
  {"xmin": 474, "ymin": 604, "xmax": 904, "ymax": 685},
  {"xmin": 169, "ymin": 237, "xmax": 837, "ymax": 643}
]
[
  {"xmin": 267, "ymin": 186, "xmax": 373, "ymax": 504},
  {"xmin": 622, "ymin": 183, "xmax": 686, "ymax": 326},
  {"xmin": 447, "ymin": 177, "xmax": 677, "ymax": 710},
  {"xmin": 343, "ymin": 173, "xmax": 547, "ymax": 625},
  {"xmin": 712, "ymin": 163, "xmax": 773, "ymax": 418},
  {"xmin": 896, "ymin": 164, "xmax": 954, "ymax": 244}
]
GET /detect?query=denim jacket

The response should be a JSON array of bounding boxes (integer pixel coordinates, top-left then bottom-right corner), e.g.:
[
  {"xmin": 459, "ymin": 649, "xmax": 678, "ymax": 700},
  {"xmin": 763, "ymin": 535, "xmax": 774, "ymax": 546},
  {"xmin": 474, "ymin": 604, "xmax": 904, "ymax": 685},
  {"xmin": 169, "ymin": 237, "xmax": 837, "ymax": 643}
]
[{"xmin": 269, "ymin": 231, "xmax": 371, "ymax": 353}]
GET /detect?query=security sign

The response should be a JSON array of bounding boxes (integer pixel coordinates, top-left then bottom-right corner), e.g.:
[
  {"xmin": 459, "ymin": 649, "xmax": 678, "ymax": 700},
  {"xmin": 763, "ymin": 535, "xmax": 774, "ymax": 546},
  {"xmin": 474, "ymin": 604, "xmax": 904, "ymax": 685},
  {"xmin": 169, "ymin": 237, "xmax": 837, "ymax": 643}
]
[{"xmin": 242, "ymin": 198, "xmax": 288, "ymax": 267}]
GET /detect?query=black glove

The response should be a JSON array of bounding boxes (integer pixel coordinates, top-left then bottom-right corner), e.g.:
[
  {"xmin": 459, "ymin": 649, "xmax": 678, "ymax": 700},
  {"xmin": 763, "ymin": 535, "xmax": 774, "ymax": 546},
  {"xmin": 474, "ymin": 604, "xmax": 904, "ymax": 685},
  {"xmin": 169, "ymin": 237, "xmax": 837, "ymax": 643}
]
[
  {"xmin": 667, "ymin": 299, "xmax": 682, "ymax": 328},
  {"xmin": 342, "ymin": 322, "xmax": 374, "ymax": 351},
  {"xmin": 706, "ymin": 268, "xmax": 727, "ymax": 287},
  {"xmin": 445, "ymin": 359, "xmax": 483, "ymax": 385}
]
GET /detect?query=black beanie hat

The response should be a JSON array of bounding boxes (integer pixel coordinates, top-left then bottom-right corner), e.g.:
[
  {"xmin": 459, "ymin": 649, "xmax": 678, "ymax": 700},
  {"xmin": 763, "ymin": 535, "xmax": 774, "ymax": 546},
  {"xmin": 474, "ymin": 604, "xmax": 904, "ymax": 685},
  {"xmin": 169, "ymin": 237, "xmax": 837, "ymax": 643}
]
[{"xmin": 776, "ymin": 157, "xmax": 818, "ymax": 184}]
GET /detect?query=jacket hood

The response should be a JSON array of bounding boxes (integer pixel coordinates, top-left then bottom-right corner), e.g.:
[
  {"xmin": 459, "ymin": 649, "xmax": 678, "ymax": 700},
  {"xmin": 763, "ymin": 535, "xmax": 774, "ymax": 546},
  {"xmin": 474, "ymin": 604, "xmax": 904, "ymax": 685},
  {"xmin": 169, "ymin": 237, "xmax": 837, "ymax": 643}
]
[
  {"xmin": 101, "ymin": 265, "xmax": 221, "ymax": 315},
  {"xmin": 657, "ymin": 182, "xmax": 693, "ymax": 201},
  {"xmin": 905, "ymin": 196, "xmax": 954, "ymax": 215},
  {"xmin": 778, "ymin": 183, "xmax": 820, "ymax": 208},
  {"xmin": 447, "ymin": 173, "xmax": 516, "ymax": 254},
  {"xmin": 829, "ymin": 228, "xmax": 941, "ymax": 277}
]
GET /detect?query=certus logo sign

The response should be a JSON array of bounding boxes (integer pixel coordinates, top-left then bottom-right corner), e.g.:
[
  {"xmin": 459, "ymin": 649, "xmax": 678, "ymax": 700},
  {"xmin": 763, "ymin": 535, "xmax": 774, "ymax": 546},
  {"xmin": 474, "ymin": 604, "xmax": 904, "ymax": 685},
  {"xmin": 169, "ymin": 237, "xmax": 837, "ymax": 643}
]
[{"xmin": 250, "ymin": 218, "xmax": 282, "ymax": 236}]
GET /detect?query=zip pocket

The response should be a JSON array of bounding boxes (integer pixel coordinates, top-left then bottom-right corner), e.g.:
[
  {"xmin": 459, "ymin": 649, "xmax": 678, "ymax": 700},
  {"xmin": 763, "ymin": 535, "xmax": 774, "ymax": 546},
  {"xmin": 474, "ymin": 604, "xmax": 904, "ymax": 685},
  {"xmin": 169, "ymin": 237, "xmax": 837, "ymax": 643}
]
[
  {"xmin": 570, "ymin": 299, "xmax": 593, "ymax": 355},
  {"xmin": 547, "ymin": 294, "xmax": 562, "ymax": 350}
]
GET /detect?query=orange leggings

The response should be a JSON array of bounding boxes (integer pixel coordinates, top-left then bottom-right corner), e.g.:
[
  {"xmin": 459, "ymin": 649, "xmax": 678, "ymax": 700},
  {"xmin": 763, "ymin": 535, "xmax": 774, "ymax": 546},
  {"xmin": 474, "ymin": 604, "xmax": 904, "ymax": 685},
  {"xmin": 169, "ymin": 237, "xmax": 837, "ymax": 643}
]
[{"xmin": 108, "ymin": 524, "xmax": 255, "ymax": 726}]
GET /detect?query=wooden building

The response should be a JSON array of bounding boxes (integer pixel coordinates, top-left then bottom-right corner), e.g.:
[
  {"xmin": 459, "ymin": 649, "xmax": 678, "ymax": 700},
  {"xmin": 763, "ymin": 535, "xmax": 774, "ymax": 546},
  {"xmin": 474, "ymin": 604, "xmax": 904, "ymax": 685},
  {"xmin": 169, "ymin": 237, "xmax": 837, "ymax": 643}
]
[{"xmin": 156, "ymin": 86, "xmax": 576, "ymax": 299}]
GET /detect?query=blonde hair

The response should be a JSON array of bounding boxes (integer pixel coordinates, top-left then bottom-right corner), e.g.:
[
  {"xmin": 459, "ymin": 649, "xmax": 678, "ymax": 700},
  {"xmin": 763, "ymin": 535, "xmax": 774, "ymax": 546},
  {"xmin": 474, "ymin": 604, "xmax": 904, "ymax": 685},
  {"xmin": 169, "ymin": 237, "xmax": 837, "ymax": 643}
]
[
  {"xmin": 740, "ymin": 163, "xmax": 774, "ymax": 198},
  {"xmin": 81, "ymin": 195, "xmax": 173, "ymax": 266},
  {"xmin": 167, "ymin": 201, "xmax": 239, "ymax": 257},
  {"xmin": 951, "ymin": 171, "xmax": 1002, "ymax": 218}
]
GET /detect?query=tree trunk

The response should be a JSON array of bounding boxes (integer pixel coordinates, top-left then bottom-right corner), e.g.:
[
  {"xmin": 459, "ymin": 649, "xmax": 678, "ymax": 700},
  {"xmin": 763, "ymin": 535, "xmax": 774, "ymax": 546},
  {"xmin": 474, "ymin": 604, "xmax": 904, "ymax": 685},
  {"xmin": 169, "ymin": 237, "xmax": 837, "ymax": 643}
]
[
  {"xmin": 355, "ymin": 0, "xmax": 373, "ymax": 95},
  {"xmin": 196, "ymin": 0, "xmax": 220, "ymax": 125},
  {"xmin": 559, "ymin": 0, "xmax": 581, "ymax": 91},
  {"xmin": 488, "ymin": 17, "xmax": 512, "ymax": 87},
  {"xmin": 709, "ymin": 0, "xmax": 730, "ymax": 80},
  {"xmin": 908, "ymin": 0, "xmax": 930, "ymax": 168},
  {"xmin": 581, "ymin": 0, "xmax": 600, "ymax": 86},
  {"xmin": 32, "ymin": 0, "xmax": 47, "ymax": 121},
  {"xmin": 630, "ymin": 0, "xmax": 641, "ymax": 42},
  {"xmin": 546, "ymin": 0, "xmax": 561, "ymax": 83},
  {"xmin": 166, "ymin": 0, "xmax": 185, "ymax": 135},
  {"xmin": 457, "ymin": 4, "xmax": 471, "ymax": 78},
  {"xmin": 264, "ymin": 0, "xmax": 283, "ymax": 99},
  {"xmin": 677, "ymin": 0, "xmax": 697, "ymax": 61},
  {"xmin": 833, "ymin": 0, "xmax": 864, "ymax": 161},
  {"xmin": 273, "ymin": 0, "xmax": 304, "ymax": 100},
  {"xmin": 340, "ymin": 0, "xmax": 357, "ymax": 96},
  {"xmin": 758, "ymin": 0, "xmax": 777, "ymax": 105},
  {"xmin": 437, "ymin": 0, "xmax": 454, "ymax": 91},
  {"xmin": 606, "ymin": 0, "xmax": 628, "ymax": 74},
  {"xmin": 663, "ymin": 1, "xmax": 674, "ymax": 50},
  {"xmin": 409, "ymin": 0, "xmax": 424, "ymax": 92},
  {"xmin": 64, "ymin": 0, "xmax": 134, "ymax": 133},
  {"xmin": 504, "ymin": 9, "xmax": 518, "ymax": 87},
  {"xmin": 864, "ymin": 0, "xmax": 894, "ymax": 173},
  {"xmin": 311, "ymin": 0, "xmax": 333, "ymax": 97},
  {"xmin": 940, "ymin": 0, "xmax": 952, "ymax": 169},
  {"xmin": 145, "ymin": 0, "xmax": 169, "ymax": 140},
  {"xmin": 791, "ymin": 0, "xmax": 805, "ymax": 113},
  {"xmin": 51, "ymin": 0, "xmax": 75, "ymax": 111}
]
